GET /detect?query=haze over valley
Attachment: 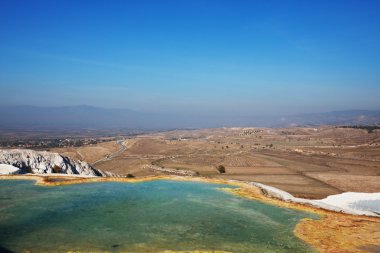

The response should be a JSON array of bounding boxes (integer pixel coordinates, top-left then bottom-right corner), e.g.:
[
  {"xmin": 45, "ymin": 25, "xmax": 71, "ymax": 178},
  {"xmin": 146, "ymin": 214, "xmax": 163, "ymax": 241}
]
[
  {"xmin": 0, "ymin": 1, "xmax": 379, "ymax": 252},
  {"xmin": 1, "ymin": 105, "xmax": 379, "ymax": 130}
]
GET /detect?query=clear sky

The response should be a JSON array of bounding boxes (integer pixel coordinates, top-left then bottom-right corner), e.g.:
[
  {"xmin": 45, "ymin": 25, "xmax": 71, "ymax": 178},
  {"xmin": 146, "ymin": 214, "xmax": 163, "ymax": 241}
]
[{"xmin": 0, "ymin": 0, "xmax": 379, "ymax": 116}]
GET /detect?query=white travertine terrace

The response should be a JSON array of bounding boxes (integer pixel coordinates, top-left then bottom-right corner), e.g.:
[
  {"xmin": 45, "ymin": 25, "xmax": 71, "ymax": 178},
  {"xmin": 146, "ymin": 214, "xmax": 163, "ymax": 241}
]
[
  {"xmin": 0, "ymin": 149, "xmax": 105, "ymax": 177},
  {"xmin": 252, "ymin": 182, "xmax": 380, "ymax": 217},
  {"xmin": 0, "ymin": 164, "xmax": 21, "ymax": 174}
]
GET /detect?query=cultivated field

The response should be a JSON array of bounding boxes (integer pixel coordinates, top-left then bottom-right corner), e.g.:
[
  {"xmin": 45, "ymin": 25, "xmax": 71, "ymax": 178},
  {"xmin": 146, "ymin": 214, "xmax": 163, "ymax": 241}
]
[{"xmin": 52, "ymin": 126, "xmax": 380, "ymax": 199}]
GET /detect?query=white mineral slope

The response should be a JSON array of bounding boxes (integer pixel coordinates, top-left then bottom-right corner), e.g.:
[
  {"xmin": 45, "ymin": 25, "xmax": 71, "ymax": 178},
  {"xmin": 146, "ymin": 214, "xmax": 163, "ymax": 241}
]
[
  {"xmin": 317, "ymin": 192, "xmax": 380, "ymax": 216},
  {"xmin": 0, "ymin": 164, "xmax": 21, "ymax": 174},
  {"xmin": 0, "ymin": 149, "xmax": 105, "ymax": 177},
  {"xmin": 251, "ymin": 182, "xmax": 380, "ymax": 217}
]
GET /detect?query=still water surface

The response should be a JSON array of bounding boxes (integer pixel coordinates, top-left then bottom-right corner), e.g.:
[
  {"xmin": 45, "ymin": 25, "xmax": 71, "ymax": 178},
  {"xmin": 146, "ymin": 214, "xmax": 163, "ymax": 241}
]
[{"xmin": 0, "ymin": 180, "xmax": 317, "ymax": 252}]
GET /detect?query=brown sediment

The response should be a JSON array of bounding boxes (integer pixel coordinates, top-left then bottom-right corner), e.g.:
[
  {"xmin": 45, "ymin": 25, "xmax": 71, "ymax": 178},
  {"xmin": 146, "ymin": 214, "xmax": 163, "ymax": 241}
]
[
  {"xmin": 0, "ymin": 174, "xmax": 246, "ymax": 188},
  {"xmin": 1, "ymin": 174, "xmax": 380, "ymax": 253},
  {"xmin": 68, "ymin": 250, "xmax": 232, "ymax": 253}
]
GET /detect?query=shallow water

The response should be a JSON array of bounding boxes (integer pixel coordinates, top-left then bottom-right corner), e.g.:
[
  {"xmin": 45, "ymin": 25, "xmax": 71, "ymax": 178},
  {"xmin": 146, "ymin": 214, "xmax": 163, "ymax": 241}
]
[{"xmin": 0, "ymin": 180, "xmax": 317, "ymax": 252}]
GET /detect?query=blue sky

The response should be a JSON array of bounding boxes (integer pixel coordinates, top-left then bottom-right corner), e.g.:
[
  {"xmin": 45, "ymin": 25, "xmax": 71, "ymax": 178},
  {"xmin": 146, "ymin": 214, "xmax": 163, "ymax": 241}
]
[{"xmin": 0, "ymin": 0, "xmax": 379, "ymax": 116}]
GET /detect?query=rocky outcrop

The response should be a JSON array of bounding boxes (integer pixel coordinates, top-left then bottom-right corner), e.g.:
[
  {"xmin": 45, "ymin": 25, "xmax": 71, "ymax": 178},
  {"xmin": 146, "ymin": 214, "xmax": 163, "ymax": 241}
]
[
  {"xmin": 145, "ymin": 164, "xmax": 198, "ymax": 176},
  {"xmin": 0, "ymin": 164, "xmax": 21, "ymax": 174},
  {"xmin": 0, "ymin": 149, "xmax": 105, "ymax": 177}
]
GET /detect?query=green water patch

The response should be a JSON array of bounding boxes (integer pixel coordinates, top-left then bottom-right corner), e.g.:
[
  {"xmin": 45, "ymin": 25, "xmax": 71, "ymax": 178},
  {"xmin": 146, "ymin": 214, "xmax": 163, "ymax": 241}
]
[{"xmin": 0, "ymin": 179, "xmax": 318, "ymax": 252}]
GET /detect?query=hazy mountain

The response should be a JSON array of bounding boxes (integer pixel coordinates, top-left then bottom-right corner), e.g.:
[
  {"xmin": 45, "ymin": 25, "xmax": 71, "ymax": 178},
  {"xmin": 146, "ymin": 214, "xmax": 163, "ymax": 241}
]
[
  {"xmin": 0, "ymin": 105, "xmax": 379, "ymax": 130},
  {"xmin": 0, "ymin": 105, "xmax": 156, "ymax": 130},
  {"xmin": 277, "ymin": 110, "xmax": 380, "ymax": 127}
]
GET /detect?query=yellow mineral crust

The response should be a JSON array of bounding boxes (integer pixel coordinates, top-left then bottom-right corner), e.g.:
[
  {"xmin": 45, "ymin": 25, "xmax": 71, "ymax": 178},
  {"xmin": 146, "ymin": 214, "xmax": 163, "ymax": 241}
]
[
  {"xmin": 67, "ymin": 251, "xmax": 231, "ymax": 253},
  {"xmin": 224, "ymin": 186, "xmax": 380, "ymax": 253}
]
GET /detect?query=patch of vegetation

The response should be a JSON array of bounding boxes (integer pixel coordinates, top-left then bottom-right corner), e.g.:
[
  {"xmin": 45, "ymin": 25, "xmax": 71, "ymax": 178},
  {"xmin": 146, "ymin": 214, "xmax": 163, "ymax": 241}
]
[
  {"xmin": 52, "ymin": 165, "xmax": 62, "ymax": 173},
  {"xmin": 21, "ymin": 164, "xmax": 33, "ymax": 173},
  {"xmin": 338, "ymin": 125, "xmax": 380, "ymax": 133},
  {"xmin": 152, "ymin": 158, "xmax": 166, "ymax": 166},
  {"xmin": 217, "ymin": 165, "xmax": 226, "ymax": 174},
  {"xmin": 126, "ymin": 173, "xmax": 135, "ymax": 178}
]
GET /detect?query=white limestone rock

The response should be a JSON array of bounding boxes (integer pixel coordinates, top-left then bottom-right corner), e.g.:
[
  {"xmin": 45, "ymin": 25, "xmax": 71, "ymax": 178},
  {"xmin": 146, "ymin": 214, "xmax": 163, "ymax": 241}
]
[
  {"xmin": 0, "ymin": 164, "xmax": 21, "ymax": 174},
  {"xmin": 317, "ymin": 192, "xmax": 380, "ymax": 215},
  {"xmin": 0, "ymin": 149, "xmax": 105, "ymax": 177},
  {"xmin": 251, "ymin": 182, "xmax": 380, "ymax": 217}
]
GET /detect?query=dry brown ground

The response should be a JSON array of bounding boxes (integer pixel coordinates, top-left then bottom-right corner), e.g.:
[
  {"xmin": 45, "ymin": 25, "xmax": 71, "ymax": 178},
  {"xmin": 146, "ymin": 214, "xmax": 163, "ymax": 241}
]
[
  {"xmin": 51, "ymin": 141, "xmax": 119, "ymax": 163},
  {"xmin": 52, "ymin": 126, "xmax": 380, "ymax": 199}
]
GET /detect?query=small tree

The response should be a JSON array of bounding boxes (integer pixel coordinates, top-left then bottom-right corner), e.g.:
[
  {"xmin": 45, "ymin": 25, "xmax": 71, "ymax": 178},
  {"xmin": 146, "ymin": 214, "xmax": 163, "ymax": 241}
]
[
  {"xmin": 126, "ymin": 173, "xmax": 135, "ymax": 178},
  {"xmin": 23, "ymin": 165, "xmax": 33, "ymax": 173},
  {"xmin": 217, "ymin": 165, "xmax": 226, "ymax": 174},
  {"xmin": 52, "ymin": 165, "xmax": 61, "ymax": 173}
]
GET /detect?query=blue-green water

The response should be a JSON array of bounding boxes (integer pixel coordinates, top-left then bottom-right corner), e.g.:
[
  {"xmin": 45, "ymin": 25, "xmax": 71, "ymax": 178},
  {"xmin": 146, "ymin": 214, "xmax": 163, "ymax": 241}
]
[{"xmin": 0, "ymin": 180, "xmax": 317, "ymax": 252}]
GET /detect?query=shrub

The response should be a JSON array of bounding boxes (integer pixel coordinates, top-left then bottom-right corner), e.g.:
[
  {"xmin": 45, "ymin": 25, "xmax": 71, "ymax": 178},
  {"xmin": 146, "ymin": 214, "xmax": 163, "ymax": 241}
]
[
  {"xmin": 217, "ymin": 165, "xmax": 226, "ymax": 174},
  {"xmin": 52, "ymin": 165, "xmax": 62, "ymax": 173},
  {"xmin": 126, "ymin": 173, "xmax": 135, "ymax": 178},
  {"xmin": 22, "ymin": 165, "xmax": 33, "ymax": 173}
]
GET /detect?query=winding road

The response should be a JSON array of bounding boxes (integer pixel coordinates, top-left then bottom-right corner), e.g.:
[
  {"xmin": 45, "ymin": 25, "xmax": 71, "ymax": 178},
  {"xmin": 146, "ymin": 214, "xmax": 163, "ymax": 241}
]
[{"xmin": 93, "ymin": 140, "xmax": 127, "ymax": 165}]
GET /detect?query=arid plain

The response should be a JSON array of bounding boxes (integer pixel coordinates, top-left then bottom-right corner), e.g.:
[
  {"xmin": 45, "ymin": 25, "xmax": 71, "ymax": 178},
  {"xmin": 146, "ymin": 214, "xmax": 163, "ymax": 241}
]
[{"xmin": 52, "ymin": 126, "xmax": 380, "ymax": 199}]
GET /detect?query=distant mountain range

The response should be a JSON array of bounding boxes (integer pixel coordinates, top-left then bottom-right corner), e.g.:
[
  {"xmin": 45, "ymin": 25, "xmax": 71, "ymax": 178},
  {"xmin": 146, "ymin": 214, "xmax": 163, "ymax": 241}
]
[
  {"xmin": 0, "ymin": 105, "xmax": 379, "ymax": 130},
  {"xmin": 275, "ymin": 110, "xmax": 380, "ymax": 127}
]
